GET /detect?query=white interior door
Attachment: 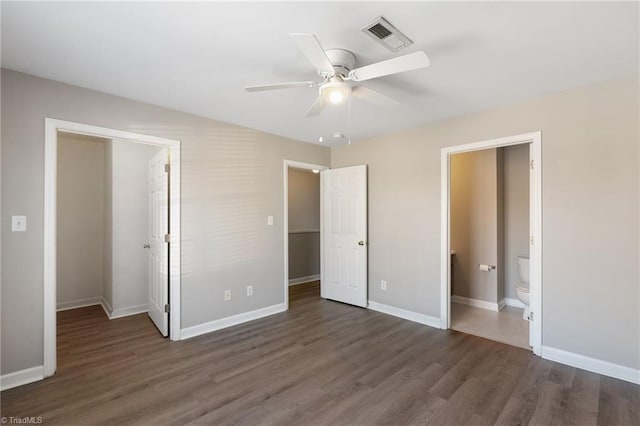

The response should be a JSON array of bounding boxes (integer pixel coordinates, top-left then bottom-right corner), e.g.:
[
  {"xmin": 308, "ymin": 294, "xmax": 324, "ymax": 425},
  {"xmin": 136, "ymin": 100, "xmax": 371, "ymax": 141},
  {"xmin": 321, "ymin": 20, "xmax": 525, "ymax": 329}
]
[
  {"xmin": 321, "ymin": 165, "xmax": 368, "ymax": 307},
  {"xmin": 147, "ymin": 149, "xmax": 169, "ymax": 336}
]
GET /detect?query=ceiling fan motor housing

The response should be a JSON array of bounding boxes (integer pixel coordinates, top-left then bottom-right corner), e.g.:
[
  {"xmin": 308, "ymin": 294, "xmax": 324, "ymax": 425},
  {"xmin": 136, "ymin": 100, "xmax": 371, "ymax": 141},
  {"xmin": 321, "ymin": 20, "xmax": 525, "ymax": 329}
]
[{"xmin": 325, "ymin": 49, "xmax": 356, "ymax": 77}]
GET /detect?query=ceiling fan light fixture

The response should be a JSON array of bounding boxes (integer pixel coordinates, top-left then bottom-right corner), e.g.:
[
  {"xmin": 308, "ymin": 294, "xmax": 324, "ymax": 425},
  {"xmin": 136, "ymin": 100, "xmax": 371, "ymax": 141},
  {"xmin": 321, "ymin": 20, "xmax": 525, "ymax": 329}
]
[
  {"xmin": 321, "ymin": 81, "xmax": 351, "ymax": 105},
  {"xmin": 329, "ymin": 89, "xmax": 344, "ymax": 104}
]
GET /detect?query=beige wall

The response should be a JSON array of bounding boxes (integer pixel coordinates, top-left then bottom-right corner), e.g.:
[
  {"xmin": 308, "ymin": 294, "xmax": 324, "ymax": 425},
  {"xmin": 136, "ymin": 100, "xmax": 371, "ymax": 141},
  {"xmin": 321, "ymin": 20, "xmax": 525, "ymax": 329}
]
[
  {"xmin": 288, "ymin": 168, "xmax": 320, "ymax": 281},
  {"xmin": 1, "ymin": 69, "xmax": 330, "ymax": 375},
  {"xmin": 503, "ymin": 144, "xmax": 530, "ymax": 299},
  {"xmin": 451, "ymin": 146, "xmax": 527, "ymax": 304},
  {"xmin": 450, "ymin": 149, "xmax": 501, "ymax": 304},
  {"xmin": 56, "ymin": 133, "xmax": 106, "ymax": 307},
  {"xmin": 331, "ymin": 74, "xmax": 639, "ymax": 369}
]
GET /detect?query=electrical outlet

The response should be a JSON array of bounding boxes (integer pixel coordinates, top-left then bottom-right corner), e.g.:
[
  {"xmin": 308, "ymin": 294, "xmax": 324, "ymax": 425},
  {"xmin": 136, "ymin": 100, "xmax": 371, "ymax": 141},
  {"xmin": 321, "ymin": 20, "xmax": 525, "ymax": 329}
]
[
  {"xmin": 381, "ymin": 280, "xmax": 387, "ymax": 291},
  {"xmin": 247, "ymin": 285, "xmax": 253, "ymax": 297},
  {"xmin": 11, "ymin": 216, "xmax": 27, "ymax": 232},
  {"xmin": 224, "ymin": 290, "xmax": 232, "ymax": 301}
]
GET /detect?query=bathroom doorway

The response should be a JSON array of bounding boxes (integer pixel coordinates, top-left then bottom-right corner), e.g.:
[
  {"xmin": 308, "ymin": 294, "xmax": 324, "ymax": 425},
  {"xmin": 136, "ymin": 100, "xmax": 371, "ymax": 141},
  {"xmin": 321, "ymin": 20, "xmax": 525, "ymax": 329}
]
[{"xmin": 440, "ymin": 132, "xmax": 542, "ymax": 355}]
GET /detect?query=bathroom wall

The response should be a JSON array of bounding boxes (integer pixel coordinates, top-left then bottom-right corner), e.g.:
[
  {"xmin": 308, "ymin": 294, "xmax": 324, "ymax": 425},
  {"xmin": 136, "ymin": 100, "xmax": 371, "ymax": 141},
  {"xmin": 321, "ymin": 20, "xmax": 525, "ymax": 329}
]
[
  {"xmin": 288, "ymin": 168, "xmax": 320, "ymax": 282},
  {"xmin": 450, "ymin": 149, "xmax": 502, "ymax": 304},
  {"xmin": 503, "ymin": 144, "xmax": 530, "ymax": 299},
  {"xmin": 56, "ymin": 133, "xmax": 106, "ymax": 309},
  {"xmin": 450, "ymin": 146, "xmax": 528, "ymax": 305}
]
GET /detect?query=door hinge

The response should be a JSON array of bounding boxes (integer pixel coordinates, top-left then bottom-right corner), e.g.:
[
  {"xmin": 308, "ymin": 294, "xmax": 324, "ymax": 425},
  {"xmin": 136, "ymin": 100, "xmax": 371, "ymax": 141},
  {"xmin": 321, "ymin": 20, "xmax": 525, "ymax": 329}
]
[
  {"xmin": 164, "ymin": 304, "xmax": 170, "ymax": 313},
  {"xmin": 164, "ymin": 163, "xmax": 170, "ymax": 173},
  {"xmin": 164, "ymin": 233, "xmax": 171, "ymax": 243},
  {"xmin": 530, "ymin": 160, "xmax": 534, "ymax": 170},
  {"xmin": 530, "ymin": 235, "xmax": 534, "ymax": 245}
]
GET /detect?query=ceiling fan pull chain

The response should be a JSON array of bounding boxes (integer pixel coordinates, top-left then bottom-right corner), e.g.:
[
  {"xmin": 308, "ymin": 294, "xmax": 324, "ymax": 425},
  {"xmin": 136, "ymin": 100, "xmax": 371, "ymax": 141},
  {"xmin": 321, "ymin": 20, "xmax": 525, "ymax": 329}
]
[{"xmin": 348, "ymin": 95, "xmax": 352, "ymax": 145}]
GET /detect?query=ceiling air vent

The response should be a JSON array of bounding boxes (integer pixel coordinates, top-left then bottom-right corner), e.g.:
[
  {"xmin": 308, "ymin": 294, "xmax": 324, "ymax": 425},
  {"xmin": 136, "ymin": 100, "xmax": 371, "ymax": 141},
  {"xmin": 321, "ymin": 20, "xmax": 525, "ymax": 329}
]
[{"xmin": 361, "ymin": 16, "xmax": 413, "ymax": 52}]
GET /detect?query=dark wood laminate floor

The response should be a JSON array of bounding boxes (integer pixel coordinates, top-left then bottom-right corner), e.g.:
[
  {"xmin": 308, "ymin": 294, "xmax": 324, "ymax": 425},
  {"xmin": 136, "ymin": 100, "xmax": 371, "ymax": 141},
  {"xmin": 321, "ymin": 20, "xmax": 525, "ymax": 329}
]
[{"xmin": 2, "ymin": 281, "xmax": 638, "ymax": 425}]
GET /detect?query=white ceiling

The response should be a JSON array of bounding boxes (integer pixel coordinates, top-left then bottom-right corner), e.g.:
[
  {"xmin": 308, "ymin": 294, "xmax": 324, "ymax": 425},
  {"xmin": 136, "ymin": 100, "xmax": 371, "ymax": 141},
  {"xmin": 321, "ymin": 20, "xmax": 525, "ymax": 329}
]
[{"xmin": 2, "ymin": 2, "xmax": 638, "ymax": 145}]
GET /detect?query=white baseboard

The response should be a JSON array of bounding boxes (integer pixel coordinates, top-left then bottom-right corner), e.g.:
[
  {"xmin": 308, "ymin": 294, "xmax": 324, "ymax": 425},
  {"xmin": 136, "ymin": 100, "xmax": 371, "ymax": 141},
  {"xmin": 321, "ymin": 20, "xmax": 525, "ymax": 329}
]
[
  {"xmin": 101, "ymin": 297, "xmax": 113, "ymax": 317},
  {"xmin": 542, "ymin": 346, "xmax": 640, "ymax": 385},
  {"xmin": 57, "ymin": 297, "xmax": 102, "ymax": 311},
  {"xmin": 288, "ymin": 274, "xmax": 320, "ymax": 286},
  {"xmin": 110, "ymin": 304, "xmax": 148, "ymax": 319},
  {"xmin": 99, "ymin": 298, "xmax": 146, "ymax": 320},
  {"xmin": 0, "ymin": 366, "xmax": 44, "ymax": 391},
  {"xmin": 367, "ymin": 301, "xmax": 441, "ymax": 329},
  {"xmin": 451, "ymin": 295, "xmax": 501, "ymax": 312},
  {"xmin": 497, "ymin": 299, "xmax": 506, "ymax": 311},
  {"xmin": 180, "ymin": 303, "xmax": 287, "ymax": 340},
  {"xmin": 504, "ymin": 297, "xmax": 526, "ymax": 309}
]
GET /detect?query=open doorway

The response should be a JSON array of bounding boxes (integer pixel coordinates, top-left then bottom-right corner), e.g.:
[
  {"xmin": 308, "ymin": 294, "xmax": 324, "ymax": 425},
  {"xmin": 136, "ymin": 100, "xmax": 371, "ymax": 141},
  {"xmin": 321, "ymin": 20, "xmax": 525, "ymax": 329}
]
[
  {"xmin": 441, "ymin": 132, "xmax": 542, "ymax": 355},
  {"xmin": 56, "ymin": 132, "xmax": 168, "ymax": 357},
  {"xmin": 448, "ymin": 144, "xmax": 530, "ymax": 349},
  {"xmin": 284, "ymin": 160, "xmax": 368, "ymax": 310},
  {"xmin": 44, "ymin": 119, "xmax": 181, "ymax": 378},
  {"xmin": 283, "ymin": 160, "xmax": 328, "ymax": 307},
  {"xmin": 287, "ymin": 166, "xmax": 321, "ymax": 302}
]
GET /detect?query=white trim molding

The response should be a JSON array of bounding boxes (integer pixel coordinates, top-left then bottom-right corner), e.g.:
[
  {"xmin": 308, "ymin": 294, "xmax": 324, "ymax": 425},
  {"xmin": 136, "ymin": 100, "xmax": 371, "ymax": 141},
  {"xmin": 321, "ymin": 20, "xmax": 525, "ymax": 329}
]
[
  {"xmin": 440, "ymin": 131, "xmax": 542, "ymax": 356},
  {"xmin": 181, "ymin": 303, "xmax": 287, "ymax": 340},
  {"xmin": 504, "ymin": 297, "xmax": 526, "ymax": 309},
  {"xmin": 109, "ymin": 305, "xmax": 148, "ymax": 319},
  {"xmin": 451, "ymin": 295, "xmax": 504, "ymax": 312},
  {"xmin": 283, "ymin": 160, "xmax": 329, "ymax": 310},
  {"xmin": 101, "ymin": 297, "xmax": 113, "ymax": 317},
  {"xmin": 44, "ymin": 118, "xmax": 183, "ymax": 378},
  {"xmin": 368, "ymin": 301, "xmax": 441, "ymax": 329},
  {"xmin": 0, "ymin": 366, "xmax": 44, "ymax": 391},
  {"xmin": 288, "ymin": 229, "xmax": 320, "ymax": 234},
  {"xmin": 542, "ymin": 346, "xmax": 640, "ymax": 385},
  {"xmin": 288, "ymin": 274, "xmax": 321, "ymax": 286},
  {"xmin": 57, "ymin": 297, "xmax": 102, "ymax": 312}
]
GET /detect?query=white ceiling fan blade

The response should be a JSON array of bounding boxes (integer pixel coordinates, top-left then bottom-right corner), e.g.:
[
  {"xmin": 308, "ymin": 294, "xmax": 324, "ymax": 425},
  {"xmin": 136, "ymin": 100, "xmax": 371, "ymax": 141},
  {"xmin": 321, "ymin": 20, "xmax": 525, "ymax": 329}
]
[
  {"xmin": 306, "ymin": 95, "xmax": 324, "ymax": 117},
  {"xmin": 348, "ymin": 51, "xmax": 430, "ymax": 82},
  {"xmin": 245, "ymin": 81, "xmax": 315, "ymax": 92},
  {"xmin": 291, "ymin": 33, "xmax": 335, "ymax": 76},
  {"xmin": 352, "ymin": 86, "xmax": 399, "ymax": 107}
]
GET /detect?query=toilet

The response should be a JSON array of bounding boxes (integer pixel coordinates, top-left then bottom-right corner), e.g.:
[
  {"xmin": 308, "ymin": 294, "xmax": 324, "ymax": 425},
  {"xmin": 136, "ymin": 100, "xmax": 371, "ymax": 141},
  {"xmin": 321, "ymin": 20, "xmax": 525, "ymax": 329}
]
[{"xmin": 516, "ymin": 256, "xmax": 531, "ymax": 321}]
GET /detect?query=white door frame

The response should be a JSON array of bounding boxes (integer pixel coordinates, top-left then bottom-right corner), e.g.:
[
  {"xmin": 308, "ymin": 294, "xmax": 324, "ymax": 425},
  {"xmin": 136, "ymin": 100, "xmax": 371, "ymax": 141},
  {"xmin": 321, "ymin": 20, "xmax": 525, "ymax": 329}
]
[
  {"xmin": 44, "ymin": 118, "xmax": 182, "ymax": 378},
  {"xmin": 440, "ymin": 131, "xmax": 542, "ymax": 355},
  {"xmin": 283, "ymin": 160, "xmax": 329, "ymax": 308}
]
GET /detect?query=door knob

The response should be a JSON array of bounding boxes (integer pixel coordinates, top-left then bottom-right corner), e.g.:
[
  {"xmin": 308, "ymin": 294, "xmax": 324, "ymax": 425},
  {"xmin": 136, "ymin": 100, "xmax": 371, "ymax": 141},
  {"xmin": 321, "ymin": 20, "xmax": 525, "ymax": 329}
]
[
  {"xmin": 143, "ymin": 243, "xmax": 151, "ymax": 249},
  {"xmin": 358, "ymin": 241, "xmax": 366, "ymax": 246}
]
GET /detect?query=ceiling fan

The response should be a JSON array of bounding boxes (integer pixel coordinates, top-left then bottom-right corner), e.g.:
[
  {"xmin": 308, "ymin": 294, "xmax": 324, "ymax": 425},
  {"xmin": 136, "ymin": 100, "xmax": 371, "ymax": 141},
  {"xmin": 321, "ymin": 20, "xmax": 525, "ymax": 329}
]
[{"xmin": 245, "ymin": 33, "xmax": 430, "ymax": 117}]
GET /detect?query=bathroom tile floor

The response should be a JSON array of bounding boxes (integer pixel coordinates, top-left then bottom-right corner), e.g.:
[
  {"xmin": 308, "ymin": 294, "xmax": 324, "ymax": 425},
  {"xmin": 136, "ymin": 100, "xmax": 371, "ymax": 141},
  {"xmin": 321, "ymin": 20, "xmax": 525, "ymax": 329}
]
[{"xmin": 451, "ymin": 303, "xmax": 530, "ymax": 350}]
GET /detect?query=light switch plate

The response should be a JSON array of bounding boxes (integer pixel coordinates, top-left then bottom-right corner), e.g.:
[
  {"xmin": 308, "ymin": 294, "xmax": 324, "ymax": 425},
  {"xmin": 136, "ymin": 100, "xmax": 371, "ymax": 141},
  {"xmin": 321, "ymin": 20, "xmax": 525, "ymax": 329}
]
[
  {"xmin": 267, "ymin": 216, "xmax": 274, "ymax": 226},
  {"xmin": 11, "ymin": 216, "xmax": 27, "ymax": 232}
]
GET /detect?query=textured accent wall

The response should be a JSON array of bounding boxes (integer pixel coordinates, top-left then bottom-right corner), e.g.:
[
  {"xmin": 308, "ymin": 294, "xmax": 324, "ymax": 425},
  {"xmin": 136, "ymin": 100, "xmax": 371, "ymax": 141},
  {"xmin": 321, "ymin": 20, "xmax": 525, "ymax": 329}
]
[{"xmin": 0, "ymin": 70, "xmax": 330, "ymax": 375}]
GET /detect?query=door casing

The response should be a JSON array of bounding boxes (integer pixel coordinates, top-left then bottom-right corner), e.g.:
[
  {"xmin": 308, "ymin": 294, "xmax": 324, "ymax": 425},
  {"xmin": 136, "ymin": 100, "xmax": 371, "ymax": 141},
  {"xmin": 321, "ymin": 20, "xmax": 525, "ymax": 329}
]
[
  {"xmin": 440, "ymin": 131, "xmax": 542, "ymax": 355},
  {"xmin": 44, "ymin": 118, "xmax": 182, "ymax": 378}
]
